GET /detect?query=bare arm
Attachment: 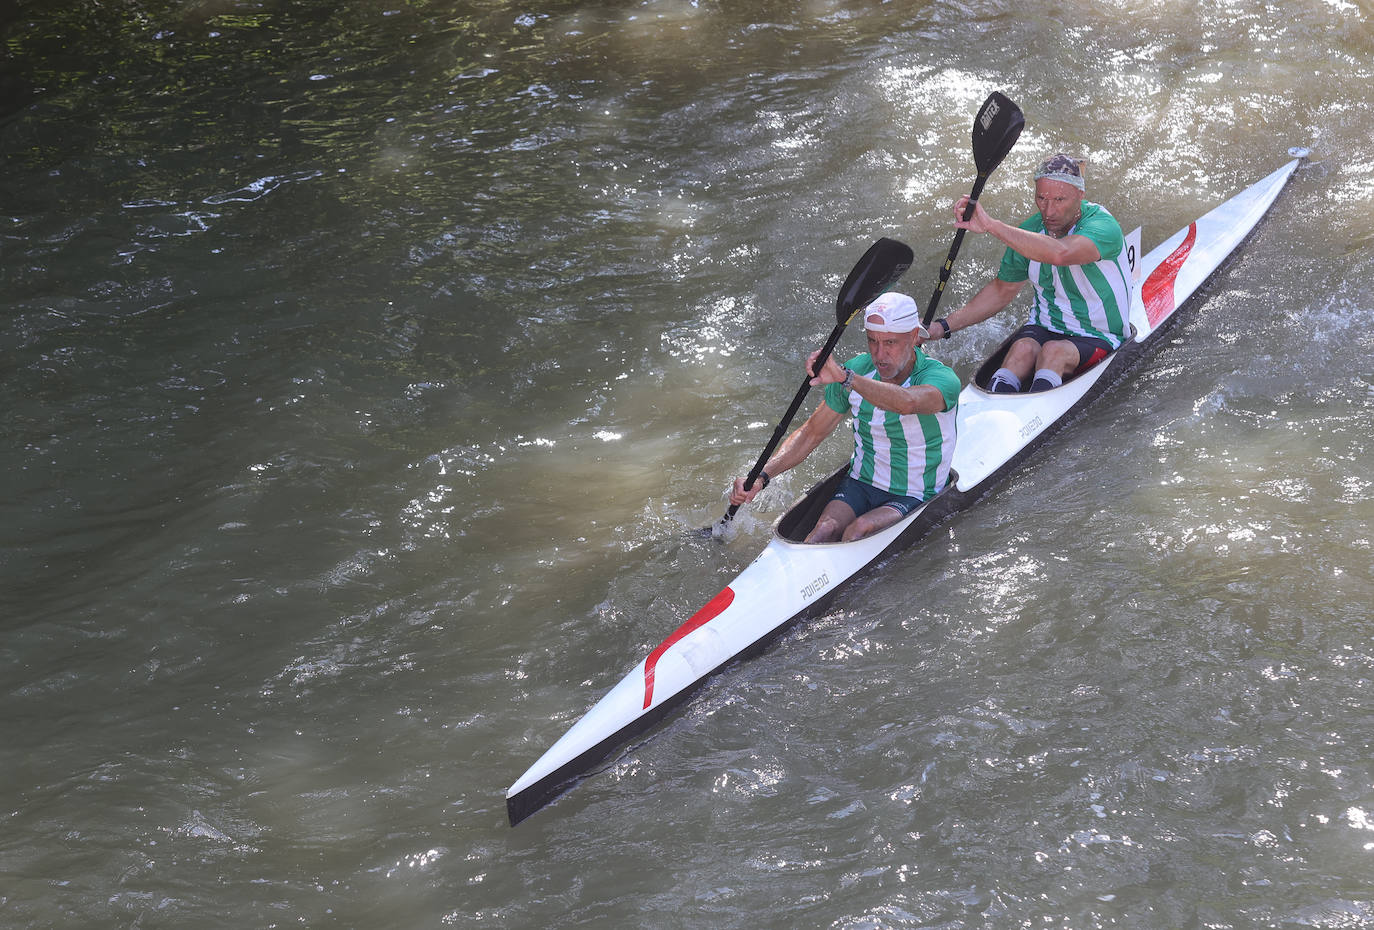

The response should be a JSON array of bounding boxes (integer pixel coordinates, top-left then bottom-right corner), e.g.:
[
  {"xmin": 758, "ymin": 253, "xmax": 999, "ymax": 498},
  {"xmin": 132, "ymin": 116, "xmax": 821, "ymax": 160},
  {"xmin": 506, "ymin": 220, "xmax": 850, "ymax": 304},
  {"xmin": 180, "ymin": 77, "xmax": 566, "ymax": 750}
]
[
  {"xmin": 953, "ymin": 195, "xmax": 1102, "ymax": 266},
  {"xmin": 809, "ymin": 350, "xmax": 949, "ymax": 416},
  {"xmin": 729, "ymin": 401, "xmax": 844, "ymax": 506},
  {"xmin": 916, "ymin": 276, "xmax": 1026, "ymax": 345},
  {"xmin": 847, "ymin": 376, "xmax": 947, "ymax": 416}
]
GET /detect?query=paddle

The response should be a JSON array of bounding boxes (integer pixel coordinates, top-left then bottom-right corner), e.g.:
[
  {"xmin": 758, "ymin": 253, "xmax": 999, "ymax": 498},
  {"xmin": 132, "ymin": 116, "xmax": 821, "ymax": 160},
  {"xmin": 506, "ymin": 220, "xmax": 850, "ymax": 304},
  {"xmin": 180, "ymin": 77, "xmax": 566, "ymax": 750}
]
[
  {"xmin": 921, "ymin": 90, "xmax": 1025, "ymax": 326},
  {"xmin": 708, "ymin": 236, "xmax": 915, "ymax": 537}
]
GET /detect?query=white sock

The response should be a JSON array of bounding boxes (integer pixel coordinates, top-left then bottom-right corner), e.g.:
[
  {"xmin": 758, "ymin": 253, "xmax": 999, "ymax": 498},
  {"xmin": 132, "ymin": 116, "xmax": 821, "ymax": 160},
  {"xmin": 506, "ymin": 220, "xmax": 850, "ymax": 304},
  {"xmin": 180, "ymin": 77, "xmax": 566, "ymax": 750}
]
[
  {"xmin": 1031, "ymin": 369, "xmax": 1062, "ymax": 389},
  {"xmin": 988, "ymin": 368, "xmax": 1021, "ymax": 392}
]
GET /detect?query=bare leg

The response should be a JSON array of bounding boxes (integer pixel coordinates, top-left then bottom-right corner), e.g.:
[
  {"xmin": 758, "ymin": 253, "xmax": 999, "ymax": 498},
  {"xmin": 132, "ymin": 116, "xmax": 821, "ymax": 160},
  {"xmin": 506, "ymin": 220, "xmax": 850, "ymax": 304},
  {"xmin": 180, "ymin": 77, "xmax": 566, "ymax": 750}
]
[
  {"xmin": 805, "ymin": 499, "xmax": 857, "ymax": 543},
  {"xmin": 1037, "ymin": 339, "xmax": 1083, "ymax": 378},
  {"xmin": 841, "ymin": 503, "xmax": 907, "ymax": 542},
  {"xmin": 1001, "ymin": 336, "xmax": 1042, "ymax": 382}
]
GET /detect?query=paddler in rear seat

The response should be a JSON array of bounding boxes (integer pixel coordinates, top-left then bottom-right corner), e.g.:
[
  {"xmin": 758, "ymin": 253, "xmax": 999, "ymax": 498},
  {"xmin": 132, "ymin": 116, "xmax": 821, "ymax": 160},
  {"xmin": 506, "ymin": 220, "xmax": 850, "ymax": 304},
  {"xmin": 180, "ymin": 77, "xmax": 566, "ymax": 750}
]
[
  {"xmin": 917, "ymin": 153, "xmax": 1133, "ymax": 393},
  {"xmin": 728, "ymin": 292, "xmax": 961, "ymax": 543}
]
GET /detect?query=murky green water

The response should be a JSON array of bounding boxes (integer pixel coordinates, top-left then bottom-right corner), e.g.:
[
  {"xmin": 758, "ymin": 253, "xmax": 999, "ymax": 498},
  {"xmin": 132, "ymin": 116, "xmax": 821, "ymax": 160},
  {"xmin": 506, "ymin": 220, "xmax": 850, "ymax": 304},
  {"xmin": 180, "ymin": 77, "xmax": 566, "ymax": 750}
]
[{"xmin": 3, "ymin": 1, "xmax": 1372, "ymax": 927}]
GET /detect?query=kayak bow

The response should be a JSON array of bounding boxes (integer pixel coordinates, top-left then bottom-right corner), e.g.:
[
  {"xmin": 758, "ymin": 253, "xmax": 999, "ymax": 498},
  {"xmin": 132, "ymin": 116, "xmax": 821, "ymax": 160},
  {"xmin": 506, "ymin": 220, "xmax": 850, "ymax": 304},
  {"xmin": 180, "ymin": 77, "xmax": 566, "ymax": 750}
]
[{"xmin": 506, "ymin": 151, "xmax": 1306, "ymax": 827}]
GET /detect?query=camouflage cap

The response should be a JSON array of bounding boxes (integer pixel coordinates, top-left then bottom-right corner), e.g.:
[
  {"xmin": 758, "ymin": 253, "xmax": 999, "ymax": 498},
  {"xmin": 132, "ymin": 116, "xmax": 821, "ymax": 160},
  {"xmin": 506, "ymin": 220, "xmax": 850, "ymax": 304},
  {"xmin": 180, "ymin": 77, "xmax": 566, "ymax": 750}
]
[{"xmin": 1034, "ymin": 153, "xmax": 1086, "ymax": 191}]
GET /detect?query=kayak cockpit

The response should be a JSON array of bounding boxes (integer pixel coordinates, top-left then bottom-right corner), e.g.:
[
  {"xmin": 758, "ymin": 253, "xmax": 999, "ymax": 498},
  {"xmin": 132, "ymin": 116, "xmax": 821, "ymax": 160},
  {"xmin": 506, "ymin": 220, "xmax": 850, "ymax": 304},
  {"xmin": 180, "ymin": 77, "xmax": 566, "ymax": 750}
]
[
  {"xmin": 774, "ymin": 465, "xmax": 960, "ymax": 546},
  {"xmin": 968, "ymin": 323, "xmax": 1139, "ymax": 393},
  {"xmin": 775, "ymin": 467, "xmax": 849, "ymax": 542}
]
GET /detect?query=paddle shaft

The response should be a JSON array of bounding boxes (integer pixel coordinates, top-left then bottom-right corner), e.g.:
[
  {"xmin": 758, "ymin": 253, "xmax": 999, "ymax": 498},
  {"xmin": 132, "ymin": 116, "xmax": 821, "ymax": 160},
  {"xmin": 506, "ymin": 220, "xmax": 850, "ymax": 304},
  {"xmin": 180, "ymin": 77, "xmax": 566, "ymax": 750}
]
[
  {"xmin": 921, "ymin": 171, "xmax": 991, "ymax": 326},
  {"xmin": 720, "ymin": 320, "xmax": 847, "ymax": 523}
]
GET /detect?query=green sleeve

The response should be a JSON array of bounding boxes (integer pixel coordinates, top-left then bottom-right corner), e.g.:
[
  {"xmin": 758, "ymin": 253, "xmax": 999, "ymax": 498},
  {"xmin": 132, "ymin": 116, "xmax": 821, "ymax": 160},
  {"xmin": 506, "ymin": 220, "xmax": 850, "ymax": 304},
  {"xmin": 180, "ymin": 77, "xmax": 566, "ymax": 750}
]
[
  {"xmin": 1076, "ymin": 203, "xmax": 1124, "ymax": 261},
  {"xmin": 921, "ymin": 359, "xmax": 962, "ymax": 412},
  {"xmin": 823, "ymin": 380, "xmax": 848, "ymax": 413}
]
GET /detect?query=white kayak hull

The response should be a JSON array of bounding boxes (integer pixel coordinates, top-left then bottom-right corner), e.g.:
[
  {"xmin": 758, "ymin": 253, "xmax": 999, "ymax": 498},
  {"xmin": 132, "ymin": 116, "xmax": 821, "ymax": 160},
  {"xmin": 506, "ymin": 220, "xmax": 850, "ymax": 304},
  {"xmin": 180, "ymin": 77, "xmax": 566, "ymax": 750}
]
[
  {"xmin": 505, "ymin": 467, "xmax": 961, "ymax": 825},
  {"xmin": 507, "ymin": 154, "xmax": 1303, "ymax": 826}
]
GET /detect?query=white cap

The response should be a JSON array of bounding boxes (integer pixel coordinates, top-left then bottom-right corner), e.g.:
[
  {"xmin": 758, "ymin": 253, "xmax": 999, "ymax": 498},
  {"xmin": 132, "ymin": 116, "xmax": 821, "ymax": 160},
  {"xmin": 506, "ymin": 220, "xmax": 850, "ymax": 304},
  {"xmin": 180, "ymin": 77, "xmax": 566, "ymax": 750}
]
[{"xmin": 863, "ymin": 292, "xmax": 924, "ymax": 334}]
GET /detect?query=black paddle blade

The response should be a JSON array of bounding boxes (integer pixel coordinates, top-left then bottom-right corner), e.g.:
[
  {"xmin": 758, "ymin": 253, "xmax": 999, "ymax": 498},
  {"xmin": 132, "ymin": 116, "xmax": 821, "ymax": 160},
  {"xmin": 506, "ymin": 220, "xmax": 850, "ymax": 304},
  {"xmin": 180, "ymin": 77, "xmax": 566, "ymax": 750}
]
[
  {"xmin": 919, "ymin": 92, "xmax": 1025, "ymax": 327},
  {"xmin": 972, "ymin": 91, "xmax": 1025, "ymax": 177},
  {"xmin": 834, "ymin": 236, "xmax": 915, "ymax": 325}
]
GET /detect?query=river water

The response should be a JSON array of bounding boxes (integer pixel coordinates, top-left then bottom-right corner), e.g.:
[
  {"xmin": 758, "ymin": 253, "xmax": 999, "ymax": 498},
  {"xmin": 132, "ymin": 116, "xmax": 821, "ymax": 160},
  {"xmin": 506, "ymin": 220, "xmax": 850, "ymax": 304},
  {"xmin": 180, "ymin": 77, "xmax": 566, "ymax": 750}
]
[{"xmin": 3, "ymin": 1, "xmax": 1372, "ymax": 927}]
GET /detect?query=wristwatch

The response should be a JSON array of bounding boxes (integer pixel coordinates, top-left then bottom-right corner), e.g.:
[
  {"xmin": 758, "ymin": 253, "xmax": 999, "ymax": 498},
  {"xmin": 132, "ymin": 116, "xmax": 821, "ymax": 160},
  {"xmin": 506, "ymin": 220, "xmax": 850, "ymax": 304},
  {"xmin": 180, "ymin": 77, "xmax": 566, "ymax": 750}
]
[
  {"xmin": 841, "ymin": 366, "xmax": 855, "ymax": 389},
  {"xmin": 935, "ymin": 317, "xmax": 953, "ymax": 339}
]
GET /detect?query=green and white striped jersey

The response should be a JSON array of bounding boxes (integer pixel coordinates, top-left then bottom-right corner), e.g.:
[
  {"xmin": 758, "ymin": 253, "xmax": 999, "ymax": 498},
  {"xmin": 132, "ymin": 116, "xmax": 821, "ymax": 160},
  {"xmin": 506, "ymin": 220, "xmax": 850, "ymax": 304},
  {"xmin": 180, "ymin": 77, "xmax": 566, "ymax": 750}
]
[
  {"xmin": 997, "ymin": 201, "xmax": 1133, "ymax": 348},
  {"xmin": 823, "ymin": 349, "xmax": 961, "ymax": 501}
]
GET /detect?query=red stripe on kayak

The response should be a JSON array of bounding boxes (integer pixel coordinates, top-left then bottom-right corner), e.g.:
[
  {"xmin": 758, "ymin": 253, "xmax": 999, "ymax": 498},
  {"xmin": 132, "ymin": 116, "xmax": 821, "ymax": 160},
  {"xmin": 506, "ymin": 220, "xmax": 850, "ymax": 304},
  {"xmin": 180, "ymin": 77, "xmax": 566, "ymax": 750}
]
[
  {"xmin": 643, "ymin": 586, "xmax": 735, "ymax": 709},
  {"xmin": 1142, "ymin": 221, "xmax": 1197, "ymax": 327}
]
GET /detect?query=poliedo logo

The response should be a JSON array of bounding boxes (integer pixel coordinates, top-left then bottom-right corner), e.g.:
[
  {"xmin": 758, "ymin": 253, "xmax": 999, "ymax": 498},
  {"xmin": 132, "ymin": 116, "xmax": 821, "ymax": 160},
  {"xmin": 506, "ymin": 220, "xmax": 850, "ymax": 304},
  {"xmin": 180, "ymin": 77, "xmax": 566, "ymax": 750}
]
[{"xmin": 800, "ymin": 573, "xmax": 829, "ymax": 600}]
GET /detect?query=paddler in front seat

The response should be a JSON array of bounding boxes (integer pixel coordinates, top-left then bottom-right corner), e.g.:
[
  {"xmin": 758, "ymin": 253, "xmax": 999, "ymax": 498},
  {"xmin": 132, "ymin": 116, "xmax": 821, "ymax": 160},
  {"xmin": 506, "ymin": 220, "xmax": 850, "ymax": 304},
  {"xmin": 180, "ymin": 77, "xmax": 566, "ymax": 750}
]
[
  {"xmin": 728, "ymin": 292, "xmax": 961, "ymax": 543},
  {"xmin": 917, "ymin": 153, "xmax": 1133, "ymax": 393}
]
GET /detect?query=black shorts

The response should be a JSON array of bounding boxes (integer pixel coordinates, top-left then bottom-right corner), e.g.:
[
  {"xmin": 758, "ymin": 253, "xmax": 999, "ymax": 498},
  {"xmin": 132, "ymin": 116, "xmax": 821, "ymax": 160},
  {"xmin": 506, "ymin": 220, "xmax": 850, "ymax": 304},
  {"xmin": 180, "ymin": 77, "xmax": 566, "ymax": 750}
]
[
  {"xmin": 831, "ymin": 475, "xmax": 923, "ymax": 517},
  {"xmin": 1012, "ymin": 323, "xmax": 1113, "ymax": 370}
]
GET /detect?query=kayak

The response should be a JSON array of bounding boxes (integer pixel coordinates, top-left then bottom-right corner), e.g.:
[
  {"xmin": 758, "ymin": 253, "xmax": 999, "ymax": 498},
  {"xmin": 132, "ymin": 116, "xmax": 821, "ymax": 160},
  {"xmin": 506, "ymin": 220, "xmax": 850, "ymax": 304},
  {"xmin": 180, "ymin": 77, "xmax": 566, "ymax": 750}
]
[{"xmin": 506, "ymin": 150, "xmax": 1307, "ymax": 826}]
